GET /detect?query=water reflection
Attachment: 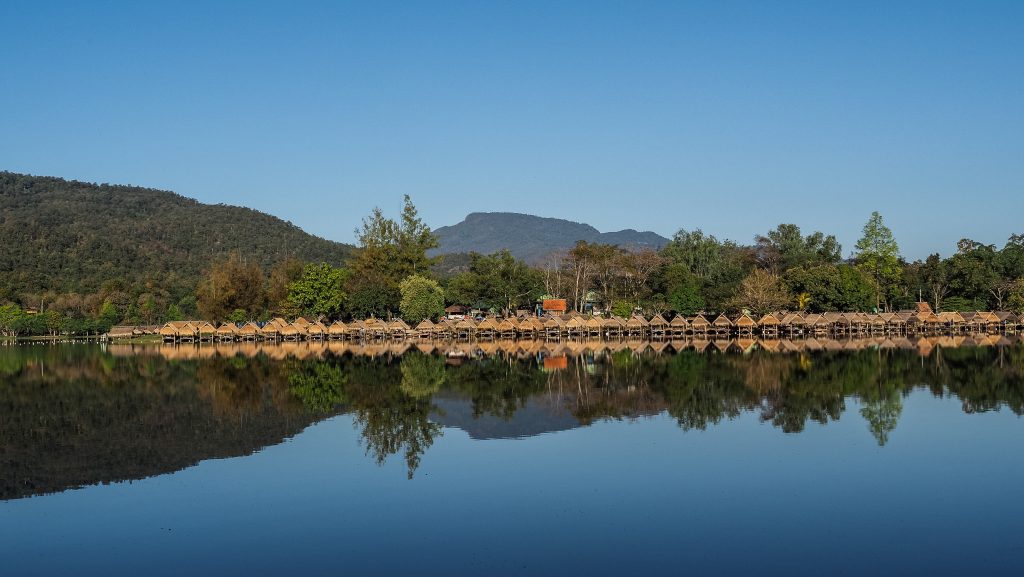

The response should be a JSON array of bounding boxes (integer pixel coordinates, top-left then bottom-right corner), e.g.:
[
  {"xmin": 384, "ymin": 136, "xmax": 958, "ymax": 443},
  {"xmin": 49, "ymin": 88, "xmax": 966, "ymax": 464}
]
[{"xmin": 2, "ymin": 339, "xmax": 1022, "ymax": 499}]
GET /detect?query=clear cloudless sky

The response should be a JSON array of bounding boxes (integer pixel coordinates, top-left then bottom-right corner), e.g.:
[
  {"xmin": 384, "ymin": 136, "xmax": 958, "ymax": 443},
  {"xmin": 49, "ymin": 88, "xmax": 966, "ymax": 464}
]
[{"xmin": 2, "ymin": 0, "xmax": 1022, "ymax": 259}]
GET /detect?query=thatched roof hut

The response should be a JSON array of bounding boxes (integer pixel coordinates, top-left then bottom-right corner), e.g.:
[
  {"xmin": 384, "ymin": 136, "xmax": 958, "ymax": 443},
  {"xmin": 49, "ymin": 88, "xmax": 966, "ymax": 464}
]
[
  {"xmin": 216, "ymin": 322, "xmax": 238, "ymax": 337},
  {"xmin": 734, "ymin": 313, "xmax": 756, "ymax": 329},
  {"xmin": 690, "ymin": 314, "xmax": 711, "ymax": 329},
  {"xmin": 758, "ymin": 313, "xmax": 781, "ymax": 327},
  {"xmin": 328, "ymin": 320, "xmax": 348, "ymax": 336},
  {"xmin": 711, "ymin": 314, "xmax": 732, "ymax": 328}
]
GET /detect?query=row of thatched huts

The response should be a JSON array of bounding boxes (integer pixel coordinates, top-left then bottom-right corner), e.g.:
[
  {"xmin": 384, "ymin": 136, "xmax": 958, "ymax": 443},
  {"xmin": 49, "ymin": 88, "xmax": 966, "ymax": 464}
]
[
  {"xmin": 155, "ymin": 307, "xmax": 1021, "ymax": 343},
  {"xmin": 117, "ymin": 333, "xmax": 1024, "ymax": 362}
]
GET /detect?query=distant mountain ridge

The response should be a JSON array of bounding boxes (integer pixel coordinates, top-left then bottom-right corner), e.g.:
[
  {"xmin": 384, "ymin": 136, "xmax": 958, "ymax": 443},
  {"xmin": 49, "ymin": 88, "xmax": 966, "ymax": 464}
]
[
  {"xmin": 0, "ymin": 171, "xmax": 354, "ymax": 295},
  {"xmin": 432, "ymin": 212, "xmax": 670, "ymax": 263}
]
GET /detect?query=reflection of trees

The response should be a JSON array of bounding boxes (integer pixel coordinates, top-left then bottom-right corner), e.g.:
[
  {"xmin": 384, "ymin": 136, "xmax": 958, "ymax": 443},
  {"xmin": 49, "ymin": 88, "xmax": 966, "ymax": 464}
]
[
  {"xmin": 400, "ymin": 352, "xmax": 446, "ymax": 399},
  {"xmin": 3, "ymin": 341, "xmax": 1023, "ymax": 495},
  {"xmin": 341, "ymin": 354, "xmax": 442, "ymax": 479},
  {"xmin": 287, "ymin": 360, "xmax": 347, "ymax": 413},
  {"xmin": 353, "ymin": 401, "xmax": 441, "ymax": 480},
  {"xmin": 860, "ymin": 391, "xmax": 902, "ymax": 446}
]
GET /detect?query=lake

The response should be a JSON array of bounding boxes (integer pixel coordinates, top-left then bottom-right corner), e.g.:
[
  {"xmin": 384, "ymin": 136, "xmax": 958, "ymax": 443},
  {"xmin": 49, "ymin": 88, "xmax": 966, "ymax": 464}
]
[{"xmin": 2, "ymin": 340, "xmax": 1022, "ymax": 576}]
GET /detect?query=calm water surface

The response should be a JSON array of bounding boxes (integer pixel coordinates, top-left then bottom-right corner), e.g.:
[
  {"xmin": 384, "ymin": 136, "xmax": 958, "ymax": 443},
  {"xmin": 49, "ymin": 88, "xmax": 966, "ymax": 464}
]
[{"xmin": 1, "ymin": 342, "xmax": 1022, "ymax": 576}]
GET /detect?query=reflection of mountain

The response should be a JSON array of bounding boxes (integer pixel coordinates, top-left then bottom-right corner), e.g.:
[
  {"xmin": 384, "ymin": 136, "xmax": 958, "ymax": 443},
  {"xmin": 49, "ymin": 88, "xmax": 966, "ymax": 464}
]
[
  {"xmin": 0, "ymin": 349, "xmax": 336, "ymax": 500},
  {"xmin": 431, "ymin": 392, "xmax": 582, "ymax": 439}
]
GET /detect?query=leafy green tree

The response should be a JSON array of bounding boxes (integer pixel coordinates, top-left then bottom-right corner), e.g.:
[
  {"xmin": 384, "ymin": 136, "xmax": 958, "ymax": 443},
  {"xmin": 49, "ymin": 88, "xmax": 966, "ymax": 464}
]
[
  {"xmin": 1007, "ymin": 279, "xmax": 1024, "ymax": 313},
  {"xmin": 854, "ymin": 211, "xmax": 902, "ymax": 311},
  {"xmin": 399, "ymin": 275, "xmax": 445, "ymax": 322},
  {"xmin": 441, "ymin": 251, "xmax": 542, "ymax": 313},
  {"xmin": 165, "ymin": 303, "xmax": 183, "ymax": 321},
  {"xmin": 947, "ymin": 239, "xmax": 1000, "ymax": 308},
  {"xmin": 666, "ymin": 279, "xmax": 705, "ymax": 315},
  {"xmin": 755, "ymin": 223, "xmax": 842, "ymax": 273},
  {"xmin": 96, "ymin": 300, "xmax": 120, "ymax": 332},
  {"xmin": 785, "ymin": 264, "xmax": 875, "ymax": 312},
  {"xmin": 660, "ymin": 230, "xmax": 752, "ymax": 312},
  {"xmin": 287, "ymin": 263, "xmax": 349, "ymax": 320},
  {"xmin": 288, "ymin": 362, "xmax": 347, "ymax": 413},
  {"xmin": 0, "ymin": 303, "xmax": 25, "ymax": 336},
  {"xmin": 348, "ymin": 196, "xmax": 439, "ymax": 316},
  {"xmin": 227, "ymin": 309, "xmax": 247, "ymax": 323}
]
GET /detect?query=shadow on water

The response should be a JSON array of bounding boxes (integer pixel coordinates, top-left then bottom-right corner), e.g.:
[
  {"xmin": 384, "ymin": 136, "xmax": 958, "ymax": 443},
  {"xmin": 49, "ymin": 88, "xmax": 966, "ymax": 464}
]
[{"xmin": 1, "ymin": 340, "xmax": 1022, "ymax": 499}]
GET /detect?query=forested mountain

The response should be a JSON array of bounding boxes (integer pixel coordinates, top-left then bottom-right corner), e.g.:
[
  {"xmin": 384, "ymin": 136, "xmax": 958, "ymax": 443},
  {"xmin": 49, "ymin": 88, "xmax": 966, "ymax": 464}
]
[
  {"xmin": 0, "ymin": 172, "xmax": 353, "ymax": 297},
  {"xmin": 432, "ymin": 212, "xmax": 669, "ymax": 263}
]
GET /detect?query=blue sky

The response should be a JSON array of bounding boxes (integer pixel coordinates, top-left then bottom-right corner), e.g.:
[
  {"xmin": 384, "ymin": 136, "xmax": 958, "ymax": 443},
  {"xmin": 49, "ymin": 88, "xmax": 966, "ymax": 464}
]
[{"xmin": 2, "ymin": 1, "xmax": 1021, "ymax": 259}]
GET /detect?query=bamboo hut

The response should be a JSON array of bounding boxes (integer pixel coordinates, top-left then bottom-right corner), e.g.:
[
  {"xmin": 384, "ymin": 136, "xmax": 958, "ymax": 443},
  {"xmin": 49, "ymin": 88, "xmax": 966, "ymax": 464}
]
[
  {"xmin": 362, "ymin": 318, "xmax": 387, "ymax": 339},
  {"xmin": 734, "ymin": 313, "xmax": 756, "ymax": 336},
  {"xmin": 625, "ymin": 314, "xmax": 648, "ymax": 337},
  {"xmin": 260, "ymin": 322, "xmax": 280, "ymax": 341},
  {"xmin": 327, "ymin": 320, "xmax": 348, "ymax": 340},
  {"xmin": 758, "ymin": 313, "xmax": 780, "ymax": 337},
  {"xmin": 389, "ymin": 318, "xmax": 411, "ymax": 339},
  {"xmin": 306, "ymin": 321, "xmax": 327, "ymax": 340},
  {"xmin": 565, "ymin": 315, "xmax": 587, "ymax": 338},
  {"xmin": 669, "ymin": 315, "xmax": 689, "ymax": 338},
  {"xmin": 176, "ymin": 322, "xmax": 197, "ymax": 342},
  {"xmin": 236, "ymin": 322, "xmax": 260, "ymax": 341},
  {"xmin": 710, "ymin": 314, "xmax": 732, "ymax": 338},
  {"xmin": 602, "ymin": 316, "xmax": 625, "ymax": 337},
  {"xmin": 473, "ymin": 317, "xmax": 496, "ymax": 340},
  {"xmin": 456, "ymin": 318, "xmax": 477, "ymax": 340},
  {"xmin": 648, "ymin": 314, "xmax": 669, "ymax": 339},
  {"xmin": 159, "ymin": 322, "xmax": 181, "ymax": 342},
  {"xmin": 216, "ymin": 322, "xmax": 238, "ymax": 342},
  {"xmin": 497, "ymin": 318, "xmax": 519, "ymax": 339},
  {"xmin": 543, "ymin": 316, "xmax": 564, "ymax": 339},
  {"xmin": 689, "ymin": 314, "xmax": 710, "ymax": 336},
  {"xmin": 279, "ymin": 322, "xmax": 302, "ymax": 341},
  {"xmin": 779, "ymin": 312, "xmax": 804, "ymax": 336},
  {"xmin": 415, "ymin": 319, "xmax": 435, "ymax": 339}
]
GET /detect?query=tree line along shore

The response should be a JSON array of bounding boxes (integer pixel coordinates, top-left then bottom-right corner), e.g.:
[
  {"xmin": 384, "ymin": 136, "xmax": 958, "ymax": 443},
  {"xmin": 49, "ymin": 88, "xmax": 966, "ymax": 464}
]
[{"xmin": 2, "ymin": 195, "xmax": 1024, "ymax": 340}]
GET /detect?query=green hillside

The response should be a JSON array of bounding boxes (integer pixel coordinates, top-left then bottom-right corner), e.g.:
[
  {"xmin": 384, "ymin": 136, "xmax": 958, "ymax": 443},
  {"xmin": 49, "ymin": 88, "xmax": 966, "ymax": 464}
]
[{"xmin": 0, "ymin": 172, "xmax": 353, "ymax": 297}]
